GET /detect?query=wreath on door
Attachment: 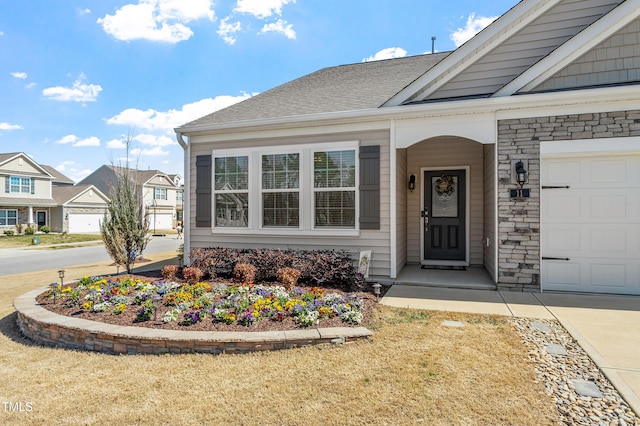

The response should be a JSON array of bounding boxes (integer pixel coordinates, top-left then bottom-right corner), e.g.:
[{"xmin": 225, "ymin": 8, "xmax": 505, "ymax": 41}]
[{"xmin": 434, "ymin": 175, "xmax": 455, "ymax": 202}]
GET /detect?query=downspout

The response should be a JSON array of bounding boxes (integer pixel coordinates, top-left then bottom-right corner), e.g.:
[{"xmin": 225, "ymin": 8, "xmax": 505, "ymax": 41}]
[
  {"xmin": 176, "ymin": 132, "xmax": 190, "ymax": 266},
  {"xmin": 390, "ymin": 119, "xmax": 397, "ymax": 279}
]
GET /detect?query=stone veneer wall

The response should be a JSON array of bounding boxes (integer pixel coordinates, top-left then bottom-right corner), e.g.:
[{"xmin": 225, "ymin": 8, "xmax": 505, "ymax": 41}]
[{"xmin": 497, "ymin": 110, "xmax": 640, "ymax": 291}]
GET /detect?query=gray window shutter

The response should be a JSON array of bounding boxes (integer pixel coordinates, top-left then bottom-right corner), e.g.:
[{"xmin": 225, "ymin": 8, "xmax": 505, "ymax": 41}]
[
  {"xmin": 195, "ymin": 155, "xmax": 212, "ymax": 227},
  {"xmin": 359, "ymin": 145, "xmax": 380, "ymax": 230},
  {"xmin": 31, "ymin": 178, "xmax": 35, "ymax": 194},
  {"xmin": 4, "ymin": 177, "xmax": 8, "ymax": 193}
]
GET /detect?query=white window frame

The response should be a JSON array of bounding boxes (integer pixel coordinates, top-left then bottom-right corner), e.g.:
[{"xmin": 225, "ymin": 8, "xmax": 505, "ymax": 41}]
[
  {"xmin": 153, "ymin": 187, "xmax": 167, "ymax": 200},
  {"xmin": 0, "ymin": 209, "xmax": 18, "ymax": 226},
  {"xmin": 210, "ymin": 141, "xmax": 359, "ymax": 236},
  {"xmin": 212, "ymin": 153, "xmax": 250, "ymax": 229},
  {"xmin": 312, "ymin": 148, "xmax": 358, "ymax": 230},
  {"xmin": 259, "ymin": 150, "xmax": 302, "ymax": 230},
  {"xmin": 10, "ymin": 176, "xmax": 32, "ymax": 194}
]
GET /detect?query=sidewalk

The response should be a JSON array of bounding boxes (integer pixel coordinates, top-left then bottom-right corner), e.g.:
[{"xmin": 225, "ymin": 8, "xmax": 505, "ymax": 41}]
[{"xmin": 381, "ymin": 285, "xmax": 640, "ymax": 416}]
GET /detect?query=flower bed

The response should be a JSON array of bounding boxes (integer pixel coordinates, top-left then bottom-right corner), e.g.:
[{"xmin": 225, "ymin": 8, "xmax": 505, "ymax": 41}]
[{"xmin": 37, "ymin": 275, "xmax": 375, "ymax": 333}]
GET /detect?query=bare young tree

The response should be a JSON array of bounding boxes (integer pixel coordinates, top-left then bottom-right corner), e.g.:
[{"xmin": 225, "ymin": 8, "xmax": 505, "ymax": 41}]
[{"xmin": 100, "ymin": 141, "xmax": 149, "ymax": 274}]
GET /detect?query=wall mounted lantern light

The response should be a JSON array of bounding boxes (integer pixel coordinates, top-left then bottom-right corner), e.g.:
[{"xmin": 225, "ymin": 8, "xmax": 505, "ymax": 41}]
[
  {"xmin": 510, "ymin": 160, "xmax": 530, "ymax": 198},
  {"xmin": 408, "ymin": 174, "xmax": 416, "ymax": 192}
]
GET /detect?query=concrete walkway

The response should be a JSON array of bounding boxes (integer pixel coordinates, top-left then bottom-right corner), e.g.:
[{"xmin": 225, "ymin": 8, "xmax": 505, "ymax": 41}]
[{"xmin": 381, "ymin": 285, "xmax": 640, "ymax": 416}]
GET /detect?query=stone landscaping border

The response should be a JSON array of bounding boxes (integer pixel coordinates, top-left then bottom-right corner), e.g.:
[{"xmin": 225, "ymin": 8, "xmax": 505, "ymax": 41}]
[{"xmin": 14, "ymin": 287, "xmax": 373, "ymax": 355}]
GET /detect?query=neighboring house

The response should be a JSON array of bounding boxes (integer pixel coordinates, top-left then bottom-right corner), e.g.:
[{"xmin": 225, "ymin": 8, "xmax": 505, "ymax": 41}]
[
  {"xmin": 169, "ymin": 174, "xmax": 184, "ymax": 225},
  {"xmin": 78, "ymin": 166, "xmax": 179, "ymax": 231},
  {"xmin": 176, "ymin": 0, "xmax": 640, "ymax": 295},
  {"xmin": 0, "ymin": 152, "xmax": 108, "ymax": 233}
]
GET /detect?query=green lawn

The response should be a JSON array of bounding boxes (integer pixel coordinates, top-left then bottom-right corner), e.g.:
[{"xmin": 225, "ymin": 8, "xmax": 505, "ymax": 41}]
[{"xmin": 0, "ymin": 233, "xmax": 103, "ymax": 248}]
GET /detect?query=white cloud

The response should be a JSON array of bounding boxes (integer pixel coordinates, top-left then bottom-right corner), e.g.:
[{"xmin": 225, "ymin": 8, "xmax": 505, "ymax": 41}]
[
  {"xmin": 55, "ymin": 134, "xmax": 100, "ymax": 147},
  {"xmin": 43, "ymin": 74, "xmax": 102, "ymax": 102},
  {"xmin": 363, "ymin": 47, "xmax": 407, "ymax": 62},
  {"xmin": 134, "ymin": 133, "xmax": 176, "ymax": 147},
  {"xmin": 25, "ymin": 82, "xmax": 36, "ymax": 89},
  {"xmin": 106, "ymin": 138, "xmax": 127, "ymax": 149},
  {"xmin": 11, "ymin": 72, "xmax": 27, "ymax": 79},
  {"xmin": 106, "ymin": 94, "xmax": 254, "ymax": 131},
  {"xmin": 98, "ymin": 0, "xmax": 215, "ymax": 43},
  {"xmin": 0, "ymin": 122, "xmax": 23, "ymax": 131},
  {"xmin": 73, "ymin": 136, "xmax": 101, "ymax": 147},
  {"xmin": 218, "ymin": 18, "xmax": 242, "ymax": 45},
  {"xmin": 131, "ymin": 146, "xmax": 169, "ymax": 157},
  {"xmin": 234, "ymin": 0, "xmax": 295, "ymax": 19},
  {"xmin": 260, "ymin": 19, "xmax": 295, "ymax": 39},
  {"xmin": 55, "ymin": 161, "xmax": 75, "ymax": 172},
  {"xmin": 451, "ymin": 13, "xmax": 498, "ymax": 47}
]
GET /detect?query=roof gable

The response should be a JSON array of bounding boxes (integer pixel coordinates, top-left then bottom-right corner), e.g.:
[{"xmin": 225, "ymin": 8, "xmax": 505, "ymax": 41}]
[
  {"xmin": 0, "ymin": 152, "xmax": 54, "ymax": 178},
  {"xmin": 387, "ymin": 0, "xmax": 627, "ymax": 105},
  {"xmin": 52, "ymin": 184, "xmax": 109, "ymax": 205}
]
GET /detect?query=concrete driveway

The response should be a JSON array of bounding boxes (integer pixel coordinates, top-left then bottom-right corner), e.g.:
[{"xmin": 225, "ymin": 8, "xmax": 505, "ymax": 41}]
[{"xmin": 381, "ymin": 285, "xmax": 640, "ymax": 415}]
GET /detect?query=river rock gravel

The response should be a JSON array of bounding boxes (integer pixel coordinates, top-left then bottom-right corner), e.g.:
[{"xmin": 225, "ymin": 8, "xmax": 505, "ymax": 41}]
[{"xmin": 511, "ymin": 317, "xmax": 639, "ymax": 426}]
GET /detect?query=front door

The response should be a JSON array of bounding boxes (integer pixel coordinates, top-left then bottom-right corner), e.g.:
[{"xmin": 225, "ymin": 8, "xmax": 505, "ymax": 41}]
[
  {"xmin": 422, "ymin": 170, "xmax": 466, "ymax": 262},
  {"xmin": 36, "ymin": 211, "xmax": 47, "ymax": 229}
]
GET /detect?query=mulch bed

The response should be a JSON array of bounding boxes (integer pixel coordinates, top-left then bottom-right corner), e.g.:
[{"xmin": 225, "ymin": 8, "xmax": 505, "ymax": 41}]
[{"xmin": 36, "ymin": 273, "xmax": 384, "ymax": 332}]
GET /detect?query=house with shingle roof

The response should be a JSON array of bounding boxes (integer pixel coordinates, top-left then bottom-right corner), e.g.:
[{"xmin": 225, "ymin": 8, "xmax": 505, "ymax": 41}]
[
  {"xmin": 0, "ymin": 152, "xmax": 108, "ymax": 233},
  {"xmin": 176, "ymin": 0, "xmax": 640, "ymax": 295},
  {"xmin": 78, "ymin": 165, "xmax": 180, "ymax": 231}
]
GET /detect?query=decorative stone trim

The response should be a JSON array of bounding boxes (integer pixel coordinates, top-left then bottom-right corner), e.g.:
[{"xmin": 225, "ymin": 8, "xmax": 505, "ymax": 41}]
[{"xmin": 14, "ymin": 288, "xmax": 373, "ymax": 355}]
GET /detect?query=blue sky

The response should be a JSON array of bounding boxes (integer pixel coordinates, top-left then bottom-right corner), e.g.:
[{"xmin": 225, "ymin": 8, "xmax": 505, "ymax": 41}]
[{"xmin": 0, "ymin": 0, "xmax": 517, "ymax": 182}]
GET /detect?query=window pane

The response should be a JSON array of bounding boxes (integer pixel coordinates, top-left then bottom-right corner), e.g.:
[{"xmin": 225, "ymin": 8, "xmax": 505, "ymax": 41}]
[
  {"xmin": 215, "ymin": 193, "xmax": 248, "ymax": 227},
  {"xmin": 215, "ymin": 156, "xmax": 248, "ymax": 190},
  {"xmin": 314, "ymin": 150, "xmax": 355, "ymax": 189},
  {"xmin": 314, "ymin": 191, "xmax": 355, "ymax": 228},
  {"xmin": 263, "ymin": 193, "xmax": 299, "ymax": 228},
  {"xmin": 262, "ymin": 153, "xmax": 299, "ymax": 190}
]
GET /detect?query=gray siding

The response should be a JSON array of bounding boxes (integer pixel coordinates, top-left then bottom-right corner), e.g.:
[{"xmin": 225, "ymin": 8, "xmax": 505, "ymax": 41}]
[
  {"xmin": 533, "ymin": 17, "xmax": 640, "ymax": 92},
  {"xmin": 188, "ymin": 130, "xmax": 392, "ymax": 278},
  {"xmin": 427, "ymin": 0, "xmax": 623, "ymax": 100},
  {"xmin": 405, "ymin": 137, "xmax": 484, "ymax": 265},
  {"xmin": 483, "ymin": 144, "xmax": 497, "ymax": 281}
]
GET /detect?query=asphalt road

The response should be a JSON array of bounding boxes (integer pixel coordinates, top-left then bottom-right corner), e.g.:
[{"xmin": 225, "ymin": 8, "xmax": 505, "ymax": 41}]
[{"xmin": 0, "ymin": 235, "xmax": 183, "ymax": 276}]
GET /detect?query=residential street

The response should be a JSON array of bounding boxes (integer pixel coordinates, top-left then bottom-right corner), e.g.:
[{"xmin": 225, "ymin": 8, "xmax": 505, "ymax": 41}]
[{"xmin": 0, "ymin": 235, "xmax": 182, "ymax": 276}]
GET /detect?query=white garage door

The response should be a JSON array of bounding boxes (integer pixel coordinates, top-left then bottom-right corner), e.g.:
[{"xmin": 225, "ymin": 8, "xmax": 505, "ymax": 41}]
[
  {"xmin": 68, "ymin": 213, "xmax": 104, "ymax": 234},
  {"xmin": 541, "ymin": 153, "xmax": 640, "ymax": 295},
  {"xmin": 150, "ymin": 213, "xmax": 173, "ymax": 231}
]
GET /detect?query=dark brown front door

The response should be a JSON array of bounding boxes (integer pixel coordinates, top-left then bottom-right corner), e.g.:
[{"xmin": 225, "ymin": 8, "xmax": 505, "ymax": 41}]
[{"xmin": 423, "ymin": 170, "xmax": 466, "ymax": 261}]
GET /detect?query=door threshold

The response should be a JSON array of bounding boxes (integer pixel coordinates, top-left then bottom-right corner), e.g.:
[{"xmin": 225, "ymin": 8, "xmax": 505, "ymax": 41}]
[{"xmin": 421, "ymin": 265, "xmax": 467, "ymax": 271}]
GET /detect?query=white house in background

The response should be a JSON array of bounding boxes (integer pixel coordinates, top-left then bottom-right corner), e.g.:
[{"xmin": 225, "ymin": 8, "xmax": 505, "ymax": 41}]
[
  {"xmin": 0, "ymin": 152, "xmax": 109, "ymax": 233},
  {"xmin": 176, "ymin": 0, "xmax": 640, "ymax": 296},
  {"xmin": 78, "ymin": 166, "xmax": 180, "ymax": 231}
]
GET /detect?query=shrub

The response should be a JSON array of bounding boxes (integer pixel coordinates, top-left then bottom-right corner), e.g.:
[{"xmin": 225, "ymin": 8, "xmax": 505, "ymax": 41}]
[
  {"xmin": 232, "ymin": 263, "xmax": 257, "ymax": 284},
  {"xmin": 161, "ymin": 265, "xmax": 179, "ymax": 281},
  {"xmin": 3, "ymin": 229, "xmax": 15, "ymax": 236},
  {"xmin": 277, "ymin": 267, "xmax": 301, "ymax": 290},
  {"xmin": 189, "ymin": 248, "xmax": 357, "ymax": 289},
  {"xmin": 40, "ymin": 225, "xmax": 51, "ymax": 234},
  {"xmin": 15, "ymin": 223, "xmax": 23, "ymax": 234},
  {"xmin": 182, "ymin": 267, "xmax": 203, "ymax": 284},
  {"xmin": 24, "ymin": 226, "xmax": 35, "ymax": 235}
]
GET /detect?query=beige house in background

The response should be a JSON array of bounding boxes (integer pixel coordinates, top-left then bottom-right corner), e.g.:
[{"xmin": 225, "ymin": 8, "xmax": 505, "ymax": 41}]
[
  {"xmin": 176, "ymin": 0, "xmax": 640, "ymax": 295},
  {"xmin": 78, "ymin": 165, "xmax": 180, "ymax": 231},
  {"xmin": 0, "ymin": 152, "xmax": 108, "ymax": 233}
]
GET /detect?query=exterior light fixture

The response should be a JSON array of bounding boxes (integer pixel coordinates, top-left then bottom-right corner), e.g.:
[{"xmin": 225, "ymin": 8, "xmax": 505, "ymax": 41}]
[
  {"xmin": 58, "ymin": 269, "xmax": 65, "ymax": 287},
  {"xmin": 49, "ymin": 283, "xmax": 60, "ymax": 304},
  {"xmin": 510, "ymin": 160, "xmax": 530, "ymax": 198},
  {"xmin": 372, "ymin": 283, "xmax": 382, "ymax": 301},
  {"xmin": 151, "ymin": 295, "xmax": 162, "ymax": 322},
  {"xmin": 408, "ymin": 174, "xmax": 416, "ymax": 192}
]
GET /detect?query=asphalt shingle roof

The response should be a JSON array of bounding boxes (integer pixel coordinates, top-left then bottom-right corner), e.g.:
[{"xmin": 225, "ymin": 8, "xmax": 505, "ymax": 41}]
[{"xmin": 179, "ymin": 52, "xmax": 450, "ymax": 129}]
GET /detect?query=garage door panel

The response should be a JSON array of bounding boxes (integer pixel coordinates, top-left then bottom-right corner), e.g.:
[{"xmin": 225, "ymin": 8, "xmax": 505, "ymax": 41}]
[
  {"xmin": 542, "ymin": 153, "xmax": 640, "ymax": 295},
  {"xmin": 69, "ymin": 213, "xmax": 103, "ymax": 234}
]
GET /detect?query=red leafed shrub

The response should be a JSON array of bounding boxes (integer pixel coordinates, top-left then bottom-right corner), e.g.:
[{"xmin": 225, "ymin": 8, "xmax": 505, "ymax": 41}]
[
  {"xmin": 232, "ymin": 263, "xmax": 257, "ymax": 284},
  {"xmin": 161, "ymin": 265, "xmax": 179, "ymax": 281},
  {"xmin": 189, "ymin": 248, "xmax": 357, "ymax": 290},
  {"xmin": 277, "ymin": 267, "xmax": 301, "ymax": 290},
  {"xmin": 182, "ymin": 267, "xmax": 204, "ymax": 284}
]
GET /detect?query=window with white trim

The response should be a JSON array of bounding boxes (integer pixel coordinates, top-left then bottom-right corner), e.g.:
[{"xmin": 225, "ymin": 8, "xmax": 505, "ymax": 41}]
[
  {"xmin": 211, "ymin": 143, "xmax": 358, "ymax": 233},
  {"xmin": 261, "ymin": 153, "xmax": 300, "ymax": 228},
  {"xmin": 0, "ymin": 209, "xmax": 17, "ymax": 226},
  {"xmin": 214, "ymin": 156, "xmax": 249, "ymax": 228},
  {"xmin": 153, "ymin": 187, "xmax": 167, "ymax": 200},
  {"xmin": 10, "ymin": 176, "xmax": 32, "ymax": 194},
  {"xmin": 313, "ymin": 150, "xmax": 356, "ymax": 228}
]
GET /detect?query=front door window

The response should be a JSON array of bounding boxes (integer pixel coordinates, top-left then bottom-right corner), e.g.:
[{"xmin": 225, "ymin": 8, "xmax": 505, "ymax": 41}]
[{"xmin": 36, "ymin": 211, "xmax": 47, "ymax": 229}]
